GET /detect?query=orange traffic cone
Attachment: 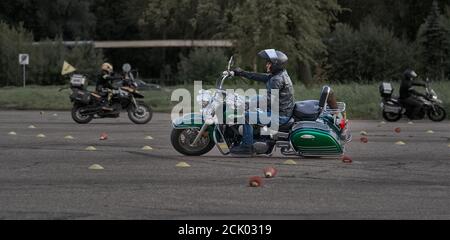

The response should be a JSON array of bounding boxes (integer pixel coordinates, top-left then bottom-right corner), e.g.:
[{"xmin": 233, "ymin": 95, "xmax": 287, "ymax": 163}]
[
  {"xmin": 249, "ymin": 176, "xmax": 263, "ymax": 187},
  {"xmin": 342, "ymin": 155, "xmax": 353, "ymax": 164},
  {"xmin": 263, "ymin": 167, "xmax": 277, "ymax": 178},
  {"xmin": 100, "ymin": 133, "xmax": 108, "ymax": 140}
]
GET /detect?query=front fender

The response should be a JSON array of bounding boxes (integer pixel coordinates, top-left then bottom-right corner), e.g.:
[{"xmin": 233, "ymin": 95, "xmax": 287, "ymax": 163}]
[{"xmin": 172, "ymin": 113, "xmax": 208, "ymax": 129}]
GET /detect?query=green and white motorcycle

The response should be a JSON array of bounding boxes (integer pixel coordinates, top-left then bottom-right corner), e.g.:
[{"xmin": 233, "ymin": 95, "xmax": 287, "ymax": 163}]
[{"xmin": 170, "ymin": 57, "xmax": 351, "ymax": 158}]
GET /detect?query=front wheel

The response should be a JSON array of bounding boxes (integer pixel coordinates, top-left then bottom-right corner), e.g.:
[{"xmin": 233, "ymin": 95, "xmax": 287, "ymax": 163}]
[
  {"xmin": 428, "ymin": 105, "xmax": 447, "ymax": 122},
  {"xmin": 382, "ymin": 111, "xmax": 402, "ymax": 122},
  {"xmin": 71, "ymin": 105, "xmax": 93, "ymax": 124},
  {"xmin": 171, "ymin": 128, "xmax": 215, "ymax": 156},
  {"xmin": 128, "ymin": 102, "xmax": 153, "ymax": 124}
]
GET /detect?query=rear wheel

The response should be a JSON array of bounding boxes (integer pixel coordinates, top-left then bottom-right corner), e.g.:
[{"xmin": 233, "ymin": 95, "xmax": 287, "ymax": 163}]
[
  {"xmin": 382, "ymin": 111, "xmax": 402, "ymax": 122},
  {"xmin": 171, "ymin": 128, "xmax": 215, "ymax": 156},
  {"xmin": 428, "ymin": 105, "xmax": 447, "ymax": 122},
  {"xmin": 71, "ymin": 105, "xmax": 93, "ymax": 124}
]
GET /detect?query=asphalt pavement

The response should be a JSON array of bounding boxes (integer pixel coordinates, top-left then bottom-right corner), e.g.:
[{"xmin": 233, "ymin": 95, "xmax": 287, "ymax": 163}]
[{"xmin": 0, "ymin": 111, "xmax": 449, "ymax": 219}]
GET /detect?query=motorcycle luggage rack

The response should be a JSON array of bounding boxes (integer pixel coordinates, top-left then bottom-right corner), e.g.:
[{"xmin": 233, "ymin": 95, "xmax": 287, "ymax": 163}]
[{"xmin": 324, "ymin": 102, "xmax": 346, "ymax": 114}]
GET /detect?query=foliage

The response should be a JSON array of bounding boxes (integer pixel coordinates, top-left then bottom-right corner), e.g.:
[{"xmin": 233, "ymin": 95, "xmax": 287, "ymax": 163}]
[
  {"xmin": 0, "ymin": 21, "xmax": 103, "ymax": 86},
  {"xmin": 177, "ymin": 48, "xmax": 228, "ymax": 84},
  {"xmin": 417, "ymin": 1, "xmax": 450, "ymax": 80},
  {"xmin": 326, "ymin": 20, "xmax": 416, "ymax": 83}
]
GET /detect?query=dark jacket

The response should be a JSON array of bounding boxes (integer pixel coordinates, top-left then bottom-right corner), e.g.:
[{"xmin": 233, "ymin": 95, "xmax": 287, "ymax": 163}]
[
  {"xmin": 96, "ymin": 71, "xmax": 121, "ymax": 93},
  {"xmin": 399, "ymin": 78, "xmax": 426, "ymax": 99},
  {"xmin": 238, "ymin": 70, "xmax": 295, "ymax": 118}
]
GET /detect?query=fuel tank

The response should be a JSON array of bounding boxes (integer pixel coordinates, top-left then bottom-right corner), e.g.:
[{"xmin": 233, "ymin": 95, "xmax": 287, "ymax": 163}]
[{"xmin": 290, "ymin": 121, "xmax": 343, "ymax": 157}]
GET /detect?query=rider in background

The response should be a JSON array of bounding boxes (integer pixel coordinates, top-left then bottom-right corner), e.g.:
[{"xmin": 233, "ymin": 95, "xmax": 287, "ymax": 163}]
[
  {"xmin": 96, "ymin": 62, "xmax": 118, "ymax": 111},
  {"xmin": 399, "ymin": 69, "xmax": 427, "ymax": 119}
]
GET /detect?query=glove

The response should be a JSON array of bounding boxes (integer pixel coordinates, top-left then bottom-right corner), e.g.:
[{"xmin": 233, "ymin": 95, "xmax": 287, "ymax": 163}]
[{"xmin": 233, "ymin": 67, "xmax": 244, "ymax": 77}]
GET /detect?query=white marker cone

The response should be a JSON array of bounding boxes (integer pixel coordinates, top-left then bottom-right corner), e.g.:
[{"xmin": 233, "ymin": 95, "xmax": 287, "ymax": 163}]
[
  {"xmin": 8, "ymin": 131, "xmax": 17, "ymax": 136},
  {"xmin": 36, "ymin": 134, "xmax": 46, "ymax": 138},
  {"xmin": 64, "ymin": 135, "xmax": 74, "ymax": 139},
  {"xmin": 395, "ymin": 141, "xmax": 406, "ymax": 145},
  {"xmin": 283, "ymin": 159, "xmax": 297, "ymax": 165},
  {"xmin": 142, "ymin": 146, "xmax": 153, "ymax": 150},
  {"xmin": 176, "ymin": 162, "xmax": 191, "ymax": 168},
  {"xmin": 28, "ymin": 125, "xmax": 36, "ymax": 129},
  {"xmin": 85, "ymin": 146, "xmax": 97, "ymax": 151},
  {"xmin": 145, "ymin": 136, "xmax": 154, "ymax": 140},
  {"xmin": 89, "ymin": 164, "xmax": 104, "ymax": 170}
]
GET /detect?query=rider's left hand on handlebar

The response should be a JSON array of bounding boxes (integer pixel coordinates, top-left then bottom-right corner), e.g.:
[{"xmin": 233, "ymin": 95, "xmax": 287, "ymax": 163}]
[
  {"xmin": 233, "ymin": 67, "xmax": 243, "ymax": 76},
  {"xmin": 223, "ymin": 71, "xmax": 235, "ymax": 77}
]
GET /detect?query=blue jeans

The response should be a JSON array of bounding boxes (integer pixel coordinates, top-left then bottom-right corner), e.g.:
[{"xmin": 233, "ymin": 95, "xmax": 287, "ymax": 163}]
[{"xmin": 242, "ymin": 111, "xmax": 290, "ymax": 146}]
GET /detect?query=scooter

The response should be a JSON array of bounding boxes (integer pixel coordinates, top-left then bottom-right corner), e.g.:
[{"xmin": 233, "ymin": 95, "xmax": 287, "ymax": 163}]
[
  {"xmin": 170, "ymin": 57, "xmax": 351, "ymax": 158},
  {"xmin": 379, "ymin": 80, "xmax": 446, "ymax": 122}
]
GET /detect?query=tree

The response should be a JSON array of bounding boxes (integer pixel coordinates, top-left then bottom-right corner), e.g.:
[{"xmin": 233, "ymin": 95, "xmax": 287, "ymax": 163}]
[
  {"xmin": 326, "ymin": 20, "xmax": 416, "ymax": 83},
  {"xmin": 224, "ymin": 0, "xmax": 341, "ymax": 86},
  {"xmin": 417, "ymin": 0, "xmax": 449, "ymax": 80},
  {"xmin": 337, "ymin": 0, "xmax": 449, "ymax": 41},
  {"xmin": 0, "ymin": 0, "xmax": 96, "ymax": 40}
]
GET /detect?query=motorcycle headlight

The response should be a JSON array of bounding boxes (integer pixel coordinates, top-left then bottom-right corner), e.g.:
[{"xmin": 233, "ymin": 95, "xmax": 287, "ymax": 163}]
[
  {"xmin": 225, "ymin": 93, "xmax": 245, "ymax": 110},
  {"xmin": 196, "ymin": 90, "xmax": 213, "ymax": 108}
]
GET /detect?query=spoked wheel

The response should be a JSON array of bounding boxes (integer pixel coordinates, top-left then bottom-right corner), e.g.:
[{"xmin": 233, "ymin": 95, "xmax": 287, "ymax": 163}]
[
  {"xmin": 382, "ymin": 111, "xmax": 402, "ymax": 122},
  {"xmin": 171, "ymin": 128, "xmax": 215, "ymax": 156},
  {"xmin": 71, "ymin": 105, "xmax": 93, "ymax": 124},
  {"xmin": 128, "ymin": 102, "xmax": 153, "ymax": 124},
  {"xmin": 428, "ymin": 105, "xmax": 447, "ymax": 122}
]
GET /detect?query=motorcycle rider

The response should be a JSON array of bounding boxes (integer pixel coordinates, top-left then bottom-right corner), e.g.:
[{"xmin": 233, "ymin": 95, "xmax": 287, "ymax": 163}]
[
  {"xmin": 96, "ymin": 62, "xmax": 120, "ymax": 111},
  {"xmin": 399, "ymin": 69, "xmax": 427, "ymax": 119},
  {"xmin": 229, "ymin": 49, "xmax": 294, "ymax": 155}
]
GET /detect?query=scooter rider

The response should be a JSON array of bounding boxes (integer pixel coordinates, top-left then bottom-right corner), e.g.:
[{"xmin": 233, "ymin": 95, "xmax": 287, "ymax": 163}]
[
  {"xmin": 399, "ymin": 69, "xmax": 427, "ymax": 119},
  {"xmin": 230, "ymin": 49, "xmax": 295, "ymax": 155}
]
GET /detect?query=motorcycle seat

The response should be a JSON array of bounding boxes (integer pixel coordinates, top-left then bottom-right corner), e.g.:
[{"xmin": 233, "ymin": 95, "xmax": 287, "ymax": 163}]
[{"xmin": 293, "ymin": 100, "xmax": 320, "ymax": 121}]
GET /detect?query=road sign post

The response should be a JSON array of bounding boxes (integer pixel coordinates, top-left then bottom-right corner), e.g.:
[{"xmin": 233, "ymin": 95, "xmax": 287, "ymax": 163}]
[{"xmin": 19, "ymin": 54, "xmax": 29, "ymax": 87}]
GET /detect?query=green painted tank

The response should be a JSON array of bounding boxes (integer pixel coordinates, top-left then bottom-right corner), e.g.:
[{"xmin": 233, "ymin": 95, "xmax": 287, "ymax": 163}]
[{"xmin": 290, "ymin": 121, "xmax": 343, "ymax": 157}]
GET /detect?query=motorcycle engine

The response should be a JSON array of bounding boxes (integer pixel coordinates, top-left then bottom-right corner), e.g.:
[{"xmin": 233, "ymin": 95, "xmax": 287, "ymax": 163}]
[{"xmin": 253, "ymin": 142, "xmax": 269, "ymax": 154}]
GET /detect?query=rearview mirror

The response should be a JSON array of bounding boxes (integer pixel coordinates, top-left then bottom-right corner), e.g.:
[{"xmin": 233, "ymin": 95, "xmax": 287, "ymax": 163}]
[
  {"xmin": 227, "ymin": 56, "xmax": 234, "ymax": 71},
  {"xmin": 122, "ymin": 63, "xmax": 132, "ymax": 73}
]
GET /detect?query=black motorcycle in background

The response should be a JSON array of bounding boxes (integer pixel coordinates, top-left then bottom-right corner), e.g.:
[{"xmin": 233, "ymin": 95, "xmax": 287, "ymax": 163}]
[
  {"xmin": 69, "ymin": 64, "xmax": 153, "ymax": 124},
  {"xmin": 379, "ymin": 79, "xmax": 446, "ymax": 122}
]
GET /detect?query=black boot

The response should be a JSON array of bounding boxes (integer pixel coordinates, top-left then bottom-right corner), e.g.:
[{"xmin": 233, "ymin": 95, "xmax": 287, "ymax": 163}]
[{"xmin": 230, "ymin": 144, "xmax": 254, "ymax": 156}]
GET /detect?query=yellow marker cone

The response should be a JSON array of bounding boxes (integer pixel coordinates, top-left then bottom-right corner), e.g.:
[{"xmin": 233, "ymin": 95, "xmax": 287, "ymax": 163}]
[
  {"xmin": 176, "ymin": 162, "xmax": 191, "ymax": 168},
  {"xmin": 88, "ymin": 164, "xmax": 104, "ymax": 170},
  {"xmin": 426, "ymin": 130, "xmax": 434, "ymax": 134},
  {"xmin": 28, "ymin": 125, "xmax": 36, "ymax": 129},
  {"xmin": 8, "ymin": 131, "xmax": 17, "ymax": 136},
  {"xmin": 85, "ymin": 146, "xmax": 97, "ymax": 151},
  {"xmin": 64, "ymin": 135, "xmax": 74, "ymax": 139},
  {"xmin": 395, "ymin": 141, "xmax": 406, "ymax": 145},
  {"xmin": 144, "ymin": 136, "xmax": 154, "ymax": 140},
  {"xmin": 284, "ymin": 159, "xmax": 297, "ymax": 165},
  {"xmin": 36, "ymin": 134, "xmax": 46, "ymax": 138},
  {"xmin": 61, "ymin": 61, "xmax": 77, "ymax": 75},
  {"xmin": 360, "ymin": 131, "xmax": 368, "ymax": 136},
  {"xmin": 142, "ymin": 146, "xmax": 153, "ymax": 150}
]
